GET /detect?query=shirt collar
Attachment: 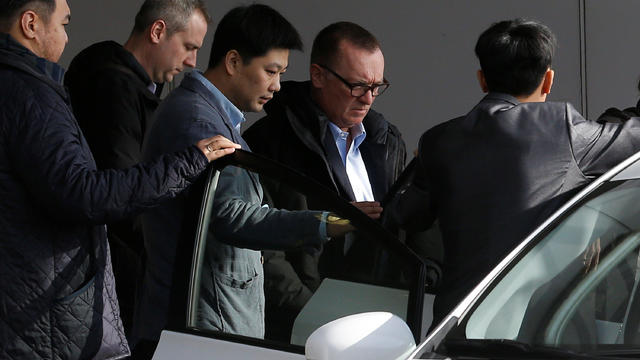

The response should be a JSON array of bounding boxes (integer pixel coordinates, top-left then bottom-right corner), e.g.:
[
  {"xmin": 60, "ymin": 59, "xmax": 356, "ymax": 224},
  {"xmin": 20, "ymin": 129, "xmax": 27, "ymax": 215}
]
[
  {"xmin": 147, "ymin": 82, "xmax": 157, "ymax": 95},
  {"xmin": 327, "ymin": 121, "xmax": 367, "ymax": 150},
  {"xmin": 190, "ymin": 70, "xmax": 245, "ymax": 130}
]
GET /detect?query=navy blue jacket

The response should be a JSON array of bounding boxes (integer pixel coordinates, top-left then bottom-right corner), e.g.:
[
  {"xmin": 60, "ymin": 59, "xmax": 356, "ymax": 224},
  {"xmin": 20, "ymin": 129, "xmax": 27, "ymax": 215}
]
[{"xmin": 0, "ymin": 34, "xmax": 208, "ymax": 359}]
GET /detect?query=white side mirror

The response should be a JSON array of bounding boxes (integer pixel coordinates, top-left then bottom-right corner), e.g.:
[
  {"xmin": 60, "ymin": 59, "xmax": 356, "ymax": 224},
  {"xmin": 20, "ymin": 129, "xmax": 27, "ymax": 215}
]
[{"xmin": 304, "ymin": 312, "xmax": 416, "ymax": 360}]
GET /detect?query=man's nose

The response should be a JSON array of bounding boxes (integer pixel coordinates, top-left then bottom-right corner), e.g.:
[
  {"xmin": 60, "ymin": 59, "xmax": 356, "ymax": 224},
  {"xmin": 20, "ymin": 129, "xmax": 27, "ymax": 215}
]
[
  {"xmin": 269, "ymin": 76, "xmax": 281, "ymax": 92},
  {"xmin": 358, "ymin": 89, "xmax": 375, "ymax": 105},
  {"xmin": 184, "ymin": 52, "xmax": 197, "ymax": 68}
]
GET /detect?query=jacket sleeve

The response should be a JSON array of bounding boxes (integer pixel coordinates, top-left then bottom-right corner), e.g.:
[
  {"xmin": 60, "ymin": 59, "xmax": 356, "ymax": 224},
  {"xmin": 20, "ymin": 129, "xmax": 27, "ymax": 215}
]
[
  {"xmin": 210, "ymin": 165, "xmax": 326, "ymax": 250},
  {"xmin": 568, "ymin": 103, "xmax": 640, "ymax": 176},
  {"xmin": 385, "ymin": 131, "xmax": 437, "ymax": 232},
  {"xmin": 8, "ymin": 91, "xmax": 208, "ymax": 224},
  {"xmin": 388, "ymin": 122, "xmax": 407, "ymax": 182},
  {"xmin": 169, "ymin": 106, "xmax": 326, "ymax": 251}
]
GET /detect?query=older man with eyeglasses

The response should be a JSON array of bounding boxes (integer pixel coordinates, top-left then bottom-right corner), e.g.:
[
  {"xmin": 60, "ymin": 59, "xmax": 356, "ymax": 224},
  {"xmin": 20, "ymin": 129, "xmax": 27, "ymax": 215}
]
[{"xmin": 243, "ymin": 21, "xmax": 406, "ymax": 342}]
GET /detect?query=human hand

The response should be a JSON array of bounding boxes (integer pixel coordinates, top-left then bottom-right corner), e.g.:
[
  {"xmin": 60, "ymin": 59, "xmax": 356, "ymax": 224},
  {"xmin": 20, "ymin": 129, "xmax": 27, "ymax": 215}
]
[
  {"xmin": 350, "ymin": 201, "xmax": 383, "ymax": 219},
  {"xmin": 583, "ymin": 237, "xmax": 601, "ymax": 274},
  {"xmin": 196, "ymin": 135, "xmax": 241, "ymax": 162},
  {"xmin": 325, "ymin": 213, "xmax": 355, "ymax": 237}
]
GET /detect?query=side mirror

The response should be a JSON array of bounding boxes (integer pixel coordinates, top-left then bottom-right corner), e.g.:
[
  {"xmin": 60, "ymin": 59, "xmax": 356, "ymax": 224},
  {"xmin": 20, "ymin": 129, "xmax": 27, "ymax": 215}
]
[{"xmin": 305, "ymin": 312, "xmax": 416, "ymax": 360}]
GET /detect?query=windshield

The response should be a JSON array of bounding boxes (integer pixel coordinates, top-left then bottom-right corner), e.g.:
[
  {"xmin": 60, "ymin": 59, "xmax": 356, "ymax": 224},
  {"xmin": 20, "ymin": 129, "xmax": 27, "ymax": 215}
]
[{"xmin": 440, "ymin": 179, "xmax": 640, "ymax": 357}]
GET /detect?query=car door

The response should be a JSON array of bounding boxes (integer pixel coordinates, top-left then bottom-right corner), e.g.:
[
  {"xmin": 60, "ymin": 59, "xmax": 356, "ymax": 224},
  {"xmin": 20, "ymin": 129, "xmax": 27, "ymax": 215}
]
[
  {"xmin": 152, "ymin": 150, "xmax": 434, "ymax": 359},
  {"xmin": 412, "ymin": 151, "xmax": 640, "ymax": 359}
]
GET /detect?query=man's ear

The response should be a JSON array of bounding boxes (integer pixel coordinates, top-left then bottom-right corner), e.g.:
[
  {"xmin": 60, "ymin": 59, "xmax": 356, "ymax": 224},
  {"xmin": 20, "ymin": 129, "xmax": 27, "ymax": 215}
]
[
  {"xmin": 19, "ymin": 10, "xmax": 40, "ymax": 40},
  {"xmin": 477, "ymin": 70, "xmax": 489, "ymax": 93},
  {"xmin": 310, "ymin": 63, "xmax": 325, "ymax": 88},
  {"xmin": 224, "ymin": 50, "xmax": 242, "ymax": 76},
  {"xmin": 541, "ymin": 69, "xmax": 554, "ymax": 94},
  {"xmin": 149, "ymin": 20, "xmax": 167, "ymax": 44}
]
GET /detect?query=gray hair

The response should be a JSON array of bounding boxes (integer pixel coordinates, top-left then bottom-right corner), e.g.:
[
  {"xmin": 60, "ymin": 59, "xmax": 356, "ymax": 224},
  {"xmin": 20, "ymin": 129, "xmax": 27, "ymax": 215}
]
[{"xmin": 132, "ymin": 0, "xmax": 210, "ymax": 36}]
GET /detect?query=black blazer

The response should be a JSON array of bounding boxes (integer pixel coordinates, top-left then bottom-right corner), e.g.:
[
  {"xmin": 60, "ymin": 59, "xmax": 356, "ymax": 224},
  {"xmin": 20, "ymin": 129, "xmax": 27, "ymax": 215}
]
[{"xmin": 388, "ymin": 92, "xmax": 640, "ymax": 323}]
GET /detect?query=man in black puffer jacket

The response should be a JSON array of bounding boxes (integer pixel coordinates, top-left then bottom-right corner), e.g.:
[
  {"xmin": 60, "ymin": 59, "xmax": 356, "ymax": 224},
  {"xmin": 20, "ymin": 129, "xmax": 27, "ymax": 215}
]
[
  {"xmin": 0, "ymin": 1, "xmax": 239, "ymax": 359},
  {"xmin": 243, "ymin": 22, "xmax": 406, "ymax": 342}
]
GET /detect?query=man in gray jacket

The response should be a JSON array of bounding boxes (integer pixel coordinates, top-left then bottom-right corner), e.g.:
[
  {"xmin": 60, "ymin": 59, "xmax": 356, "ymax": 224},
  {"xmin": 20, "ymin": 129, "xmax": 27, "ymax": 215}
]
[
  {"xmin": 135, "ymin": 4, "xmax": 351, "ymax": 346},
  {"xmin": 387, "ymin": 18, "xmax": 640, "ymax": 328}
]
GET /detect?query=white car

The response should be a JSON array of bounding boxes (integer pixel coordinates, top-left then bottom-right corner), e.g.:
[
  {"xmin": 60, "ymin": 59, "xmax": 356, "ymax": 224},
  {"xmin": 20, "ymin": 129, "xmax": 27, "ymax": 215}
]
[{"xmin": 152, "ymin": 149, "xmax": 640, "ymax": 359}]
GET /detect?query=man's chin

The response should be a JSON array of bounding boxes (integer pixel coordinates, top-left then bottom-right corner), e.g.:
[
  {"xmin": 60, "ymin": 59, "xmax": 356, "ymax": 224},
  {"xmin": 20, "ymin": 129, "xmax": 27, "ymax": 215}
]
[
  {"xmin": 250, "ymin": 102, "xmax": 265, "ymax": 113},
  {"xmin": 163, "ymin": 70, "xmax": 183, "ymax": 84},
  {"xmin": 347, "ymin": 116, "xmax": 366, "ymax": 126}
]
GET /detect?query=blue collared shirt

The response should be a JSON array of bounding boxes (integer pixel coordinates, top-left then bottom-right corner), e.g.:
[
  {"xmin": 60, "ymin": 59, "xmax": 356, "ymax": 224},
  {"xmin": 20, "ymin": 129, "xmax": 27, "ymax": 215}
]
[
  {"xmin": 147, "ymin": 82, "xmax": 157, "ymax": 95},
  {"xmin": 327, "ymin": 121, "xmax": 374, "ymax": 202},
  {"xmin": 191, "ymin": 70, "xmax": 246, "ymax": 133}
]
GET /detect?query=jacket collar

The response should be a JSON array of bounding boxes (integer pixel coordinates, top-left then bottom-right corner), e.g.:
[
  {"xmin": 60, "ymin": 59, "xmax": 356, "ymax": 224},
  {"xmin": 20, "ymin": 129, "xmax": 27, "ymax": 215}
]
[
  {"xmin": 482, "ymin": 92, "xmax": 522, "ymax": 106},
  {"xmin": 0, "ymin": 33, "xmax": 66, "ymax": 86},
  {"xmin": 179, "ymin": 71, "xmax": 247, "ymax": 147},
  {"xmin": 91, "ymin": 41, "xmax": 158, "ymax": 95},
  {"xmin": 110, "ymin": 41, "xmax": 153, "ymax": 87},
  {"xmin": 190, "ymin": 70, "xmax": 245, "ymax": 131}
]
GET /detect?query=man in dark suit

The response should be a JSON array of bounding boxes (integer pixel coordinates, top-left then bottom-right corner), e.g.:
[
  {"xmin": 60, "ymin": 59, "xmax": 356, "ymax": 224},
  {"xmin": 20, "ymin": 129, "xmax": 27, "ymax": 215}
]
[
  {"xmin": 243, "ymin": 22, "xmax": 406, "ymax": 341},
  {"xmin": 64, "ymin": 0, "xmax": 209, "ymax": 334},
  {"xmin": 387, "ymin": 18, "xmax": 640, "ymax": 327}
]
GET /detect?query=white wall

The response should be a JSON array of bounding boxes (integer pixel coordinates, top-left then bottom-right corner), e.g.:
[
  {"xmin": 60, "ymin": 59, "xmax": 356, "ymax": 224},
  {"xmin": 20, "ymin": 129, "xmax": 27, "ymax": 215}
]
[{"xmin": 60, "ymin": 0, "xmax": 637, "ymax": 155}]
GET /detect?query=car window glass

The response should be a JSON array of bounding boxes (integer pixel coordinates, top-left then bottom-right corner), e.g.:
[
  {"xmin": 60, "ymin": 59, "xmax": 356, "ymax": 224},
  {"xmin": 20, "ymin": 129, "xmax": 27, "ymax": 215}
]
[
  {"xmin": 463, "ymin": 179, "xmax": 640, "ymax": 352},
  {"xmin": 185, "ymin": 163, "xmax": 425, "ymax": 348}
]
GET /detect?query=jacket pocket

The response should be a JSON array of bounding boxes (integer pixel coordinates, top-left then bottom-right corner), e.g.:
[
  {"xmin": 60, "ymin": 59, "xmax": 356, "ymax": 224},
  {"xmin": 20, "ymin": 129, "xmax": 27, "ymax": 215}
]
[
  {"xmin": 51, "ymin": 275, "xmax": 101, "ymax": 360},
  {"xmin": 55, "ymin": 275, "xmax": 96, "ymax": 303},
  {"xmin": 215, "ymin": 269, "xmax": 260, "ymax": 289},
  {"xmin": 196, "ymin": 267, "xmax": 264, "ymax": 338},
  {"xmin": 215, "ymin": 269, "xmax": 264, "ymax": 337}
]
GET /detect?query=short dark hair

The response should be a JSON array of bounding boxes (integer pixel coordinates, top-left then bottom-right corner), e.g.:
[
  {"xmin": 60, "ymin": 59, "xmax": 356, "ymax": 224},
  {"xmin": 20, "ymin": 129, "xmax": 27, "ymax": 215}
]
[
  {"xmin": 132, "ymin": 0, "xmax": 210, "ymax": 36},
  {"xmin": 208, "ymin": 4, "xmax": 302, "ymax": 68},
  {"xmin": 0, "ymin": 0, "xmax": 55, "ymax": 33},
  {"xmin": 310, "ymin": 21, "xmax": 381, "ymax": 68},
  {"xmin": 475, "ymin": 18, "xmax": 557, "ymax": 97}
]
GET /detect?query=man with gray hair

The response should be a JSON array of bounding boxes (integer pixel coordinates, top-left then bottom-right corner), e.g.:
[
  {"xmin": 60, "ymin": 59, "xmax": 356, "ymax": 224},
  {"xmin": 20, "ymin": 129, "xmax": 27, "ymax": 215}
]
[
  {"xmin": 64, "ymin": 0, "xmax": 209, "ymax": 336},
  {"xmin": 243, "ymin": 21, "xmax": 406, "ymax": 341}
]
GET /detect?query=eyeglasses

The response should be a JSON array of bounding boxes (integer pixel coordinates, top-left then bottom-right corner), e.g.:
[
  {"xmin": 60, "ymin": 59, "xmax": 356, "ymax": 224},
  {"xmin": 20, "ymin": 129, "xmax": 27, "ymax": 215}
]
[{"xmin": 317, "ymin": 64, "xmax": 389, "ymax": 97}]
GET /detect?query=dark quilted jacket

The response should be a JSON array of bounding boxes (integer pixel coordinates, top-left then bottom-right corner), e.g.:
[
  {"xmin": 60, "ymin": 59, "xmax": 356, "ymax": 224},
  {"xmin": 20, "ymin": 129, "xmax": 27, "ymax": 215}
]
[{"xmin": 0, "ymin": 34, "xmax": 208, "ymax": 359}]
